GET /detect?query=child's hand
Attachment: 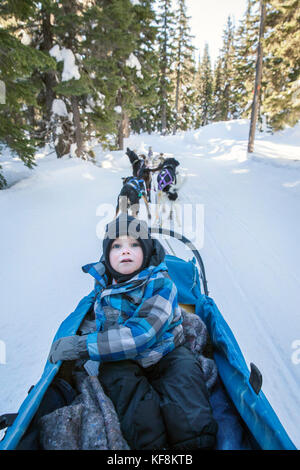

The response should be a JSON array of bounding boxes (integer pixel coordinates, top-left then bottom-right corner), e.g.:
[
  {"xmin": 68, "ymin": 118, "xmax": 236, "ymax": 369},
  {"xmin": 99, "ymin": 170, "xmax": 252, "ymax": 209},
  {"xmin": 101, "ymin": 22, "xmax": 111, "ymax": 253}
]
[{"xmin": 48, "ymin": 335, "xmax": 88, "ymax": 363}]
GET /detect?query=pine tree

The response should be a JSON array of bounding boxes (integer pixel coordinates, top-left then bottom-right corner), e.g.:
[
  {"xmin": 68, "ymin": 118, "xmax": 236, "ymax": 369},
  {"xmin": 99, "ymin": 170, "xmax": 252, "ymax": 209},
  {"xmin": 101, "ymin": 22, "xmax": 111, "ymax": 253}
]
[
  {"xmin": 0, "ymin": 0, "xmax": 55, "ymax": 188},
  {"xmin": 125, "ymin": 0, "xmax": 160, "ymax": 137},
  {"xmin": 196, "ymin": 43, "xmax": 213, "ymax": 127},
  {"xmin": 233, "ymin": 0, "xmax": 259, "ymax": 118},
  {"xmin": 193, "ymin": 53, "xmax": 202, "ymax": 128},
  {"xmin": 80, "ymin": 1, "xmax": 129, "ymax": 148},
  {"xmin": 262, "ymin": 0, "xmax": 300, "ymax": 130},
  {"xmin": 48, "ymin": 0, "xmax": 94, "ymax": 158},
  {"xmin": 212, "ymin": 16, "xmax": 237, "ymax": 122},
  {"xmin": 22, "ymin": 0, "xmax": 72, "ymax": 157},
  {"xmin": 172, "ymin": 0, "xmax": 196, "ymax": 133},
  {"xmin": 212, "ymin": 57, "xmax": 223, "ymax": 121},
  {"xmin": 180, "ymin": 52, "xmax": 197, "ymax": 131},
  {"xmin": 151, "ymin": 0, "xmax": 177, "ymax": 134},
  {"xmin": 81, "ymin": 0, "xmax": 158, "ymax": 149},
  {"xmin": 248, "ymin": 0, "xmax": 266, "ymax": 153},
  {"xmin": 116, "ymin": 0, "xmax": 158, "ymax": 148},
  {"xmin": 37, "ymin": 1, "xmax": 58, "ymax": 142}
]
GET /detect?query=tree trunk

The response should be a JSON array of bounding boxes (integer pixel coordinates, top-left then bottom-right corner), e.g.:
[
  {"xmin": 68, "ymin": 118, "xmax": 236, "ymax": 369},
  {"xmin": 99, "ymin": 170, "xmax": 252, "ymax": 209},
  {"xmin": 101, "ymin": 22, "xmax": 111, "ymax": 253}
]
[
  {"xmin": 116, "ymin": 90, "xmax": 126, "ymax": 150},
  {"xmin": 117, "ymin": 111, "xmax": 130, "ymax": 150},
  {"xmin": 41, "ymin": 9, "xmax": 56, "ymax": 119},
  {"xmin": 161, "ymin": 14, "xmax": 168, "ymax": 135},
  {"xmin": 173, "ymin": 69, "xmax": 181, "ymax": 134},
  {"xmin": 161, "ymin": 94, "xmax": 167, "ymax": 135},
  {"xmin": 123, "ymin": 112, "xmax": 130, "ymax": 139},
  {"xmin": 71, "ymin": 95, "xmax": 84, "ymax": 157},
  {"xmin": 160, "ymin": 54, "xmax": 167, "ymax": 134},
  {"xmin": 117, "ymin": 117, "xmax": 126, "ymax": 150},
  {"xmin": 27, "ymin": 105, "xmax": 36, "ymax": 128},
  {"xmin": 173, "ymin": 41, "xmax": 182, "ymax": 135},
  {"xmin": 161, "ymin": 55, "xmax": 167, "ymax": 134},
  {"xmin": 62, "ymin": 0, "xmax": 84, "ymax": 158},
  {"xmin": 248, "ymin": 0, "xmax": 266, "ymax": 153},
  {"xmin": 117, "ymin": 126, "xmax": 123, "ymax": 150},
  {"xmin": 39, "ymin": 8, "xmax": 57, "ymax": 145},
  {"xmin": 54, "ymin": 117, "xmax": 73, "ymax": 158}
]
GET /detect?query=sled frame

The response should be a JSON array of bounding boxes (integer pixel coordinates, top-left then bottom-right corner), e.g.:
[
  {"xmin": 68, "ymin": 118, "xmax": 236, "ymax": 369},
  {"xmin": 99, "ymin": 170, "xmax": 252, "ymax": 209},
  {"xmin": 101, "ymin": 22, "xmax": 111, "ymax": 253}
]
[{"xmin": 150, "ymin": 227, "xmax": 209, "ymax": 296}]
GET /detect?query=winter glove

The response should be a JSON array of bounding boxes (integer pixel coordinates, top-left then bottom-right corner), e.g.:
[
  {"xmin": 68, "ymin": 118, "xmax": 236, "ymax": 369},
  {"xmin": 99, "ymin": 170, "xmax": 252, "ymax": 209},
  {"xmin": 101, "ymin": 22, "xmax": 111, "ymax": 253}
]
[{"xmin": 48, "ymin": 335, "xmax": 89, "ymax": 364}]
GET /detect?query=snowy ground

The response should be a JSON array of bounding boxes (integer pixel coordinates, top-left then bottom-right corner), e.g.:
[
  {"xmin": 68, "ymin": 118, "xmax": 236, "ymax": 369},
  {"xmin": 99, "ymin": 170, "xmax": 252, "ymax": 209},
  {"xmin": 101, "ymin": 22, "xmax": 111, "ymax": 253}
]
[{"xmin": 0, "ymin": 119, "xmax": 300, "ymax": 448}]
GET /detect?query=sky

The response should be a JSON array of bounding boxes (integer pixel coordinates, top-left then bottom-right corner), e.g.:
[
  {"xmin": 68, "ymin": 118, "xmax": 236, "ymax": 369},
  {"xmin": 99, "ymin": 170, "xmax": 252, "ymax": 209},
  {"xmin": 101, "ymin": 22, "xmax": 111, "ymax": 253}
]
[{"xmin": 185, "ymin": 0, "xmax": 249, "ymax": 66}]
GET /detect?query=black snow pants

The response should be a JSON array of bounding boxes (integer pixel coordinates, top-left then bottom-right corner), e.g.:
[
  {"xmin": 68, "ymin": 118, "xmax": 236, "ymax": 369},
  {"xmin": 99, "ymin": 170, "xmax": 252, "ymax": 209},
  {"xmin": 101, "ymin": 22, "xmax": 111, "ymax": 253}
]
[{"xmin": 98, "ymin": 345, "xmax": 218, "ymax": 450}]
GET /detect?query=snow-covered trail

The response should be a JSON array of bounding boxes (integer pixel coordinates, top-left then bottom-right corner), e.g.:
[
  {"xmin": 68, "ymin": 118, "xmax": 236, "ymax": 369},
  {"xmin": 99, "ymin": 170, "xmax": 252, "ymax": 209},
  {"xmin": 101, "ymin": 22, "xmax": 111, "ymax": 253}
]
[
  {"xmin": 0, "ymin": 158, "xmax": 120, "ymax": 417},
  {"xmin": 1, "ymin": 121, "xmax": 299, "ymax": 448}
]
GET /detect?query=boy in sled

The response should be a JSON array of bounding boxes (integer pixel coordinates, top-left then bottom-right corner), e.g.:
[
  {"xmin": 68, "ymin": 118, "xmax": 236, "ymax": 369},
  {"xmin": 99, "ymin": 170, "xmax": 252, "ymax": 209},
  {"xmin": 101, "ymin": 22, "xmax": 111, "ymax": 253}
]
[{"xmin": 49, "ymin": 214, "xmax": 218, "ymax": 450}]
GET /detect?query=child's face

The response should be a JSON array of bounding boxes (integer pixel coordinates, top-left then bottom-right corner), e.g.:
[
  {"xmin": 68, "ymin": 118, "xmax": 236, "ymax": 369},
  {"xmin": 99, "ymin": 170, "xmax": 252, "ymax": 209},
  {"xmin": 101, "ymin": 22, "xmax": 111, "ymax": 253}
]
[{"xmin": 109, "ymin": 236, "xmax": 144, "ymax": 276}]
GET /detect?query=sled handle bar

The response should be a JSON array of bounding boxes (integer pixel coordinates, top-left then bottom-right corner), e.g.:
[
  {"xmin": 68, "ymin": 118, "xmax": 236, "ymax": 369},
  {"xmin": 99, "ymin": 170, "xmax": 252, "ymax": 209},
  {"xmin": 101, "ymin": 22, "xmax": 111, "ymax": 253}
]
[{"xmin": 150, "ymin": 227, "xmax": 209, "ymax": 296}]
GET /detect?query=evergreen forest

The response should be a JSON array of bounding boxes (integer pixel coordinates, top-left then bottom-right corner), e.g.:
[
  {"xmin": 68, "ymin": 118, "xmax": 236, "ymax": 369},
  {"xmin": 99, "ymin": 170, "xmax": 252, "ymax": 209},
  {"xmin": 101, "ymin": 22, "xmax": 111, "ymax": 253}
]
[{"xmin": 0, "ymin": 0, "xmax": 299, "ymax": 188}]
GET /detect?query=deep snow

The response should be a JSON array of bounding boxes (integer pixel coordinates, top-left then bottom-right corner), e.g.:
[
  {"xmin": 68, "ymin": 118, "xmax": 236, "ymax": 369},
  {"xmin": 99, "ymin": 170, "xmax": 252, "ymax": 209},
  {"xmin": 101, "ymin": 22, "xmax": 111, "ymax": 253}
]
[{"xmin": 0, "ymin": 119, "xmax": 300, "ymax": 448}]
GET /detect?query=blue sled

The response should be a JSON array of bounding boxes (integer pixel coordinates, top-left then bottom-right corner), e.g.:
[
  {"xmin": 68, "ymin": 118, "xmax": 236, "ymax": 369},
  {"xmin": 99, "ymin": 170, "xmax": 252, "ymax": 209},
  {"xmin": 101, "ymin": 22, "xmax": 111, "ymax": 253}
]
[{"xmin": 0, "ymin": 230, "xmax": 297, "ymax": 450}]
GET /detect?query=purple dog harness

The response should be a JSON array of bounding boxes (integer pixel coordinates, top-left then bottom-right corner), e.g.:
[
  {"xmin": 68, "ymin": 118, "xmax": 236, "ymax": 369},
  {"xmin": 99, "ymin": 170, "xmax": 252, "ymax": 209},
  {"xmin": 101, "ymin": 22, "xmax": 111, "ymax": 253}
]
[{"xmin": 157, "ymin": 168, "xmax": 174, "ymax": 191}]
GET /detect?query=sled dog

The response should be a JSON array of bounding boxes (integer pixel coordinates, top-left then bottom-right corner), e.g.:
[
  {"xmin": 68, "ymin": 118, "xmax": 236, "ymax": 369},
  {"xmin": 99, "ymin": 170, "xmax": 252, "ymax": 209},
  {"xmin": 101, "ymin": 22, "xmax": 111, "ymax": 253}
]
[{"xmin": 115, "ymin": 176, "xmax": 151, "ymax": 219}]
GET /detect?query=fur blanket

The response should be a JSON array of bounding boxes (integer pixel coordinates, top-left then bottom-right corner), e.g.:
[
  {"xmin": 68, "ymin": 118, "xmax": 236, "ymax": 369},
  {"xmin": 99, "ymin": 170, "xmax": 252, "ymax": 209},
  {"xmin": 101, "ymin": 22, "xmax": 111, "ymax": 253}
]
[
  {"xmin": 39, "ymin": 374, "xmax": 129, "ymax": 450},
  {"xmin": 38, "ymin": 311, "xmax": 217, "ymax": 450},
  {"xmin": 181, "ymin": 309, "xmax": 217, "ymax": 391}
]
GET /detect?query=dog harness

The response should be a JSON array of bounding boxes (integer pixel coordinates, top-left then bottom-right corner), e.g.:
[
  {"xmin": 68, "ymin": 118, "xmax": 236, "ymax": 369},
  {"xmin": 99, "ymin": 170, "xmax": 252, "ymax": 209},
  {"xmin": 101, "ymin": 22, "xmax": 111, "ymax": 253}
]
[
  {"xmin": 136, "ymin": 161, "xmax": 146, "ymax": 178},
  {"xmin": 157, "ymin": 168, "xmax": 175, "ymax": 191},
  {"xmin": 126, "ymin": 177, "xmax": 145, "ymax": 198}
]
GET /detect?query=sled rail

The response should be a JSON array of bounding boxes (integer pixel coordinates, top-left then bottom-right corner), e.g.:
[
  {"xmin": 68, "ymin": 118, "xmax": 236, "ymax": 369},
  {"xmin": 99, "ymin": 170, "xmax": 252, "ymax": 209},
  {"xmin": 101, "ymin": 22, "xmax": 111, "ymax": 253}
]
[{"xmin": 150, "ymin": 227, "xmax": 209, "ymax": 296}]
